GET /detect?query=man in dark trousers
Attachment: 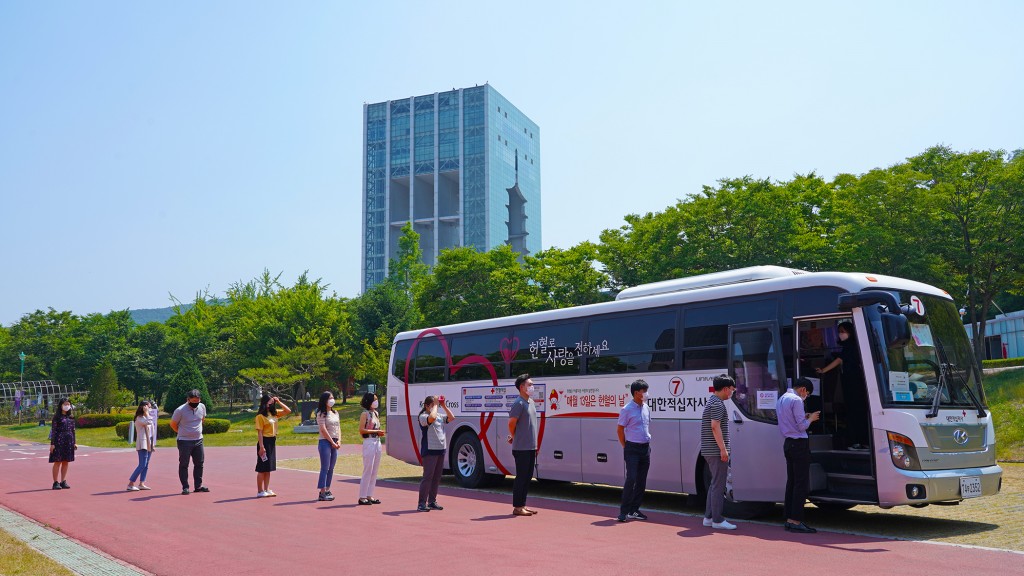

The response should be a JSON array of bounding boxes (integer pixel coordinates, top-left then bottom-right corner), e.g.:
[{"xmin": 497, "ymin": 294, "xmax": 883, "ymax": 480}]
[
  {"xmin": 776, "ymin": 378, "xmax": 820, "ymax": 533},
  {"xmin": 507, "ymin": 373, "xmax": 539, "ymax": 516},
  {"xmin": 170, "ymin": 389, "xmax": 209, "ymax": 495},
  {"xmin": 616, "ymin": 379, "xmax": 651, "ymax": 522}
]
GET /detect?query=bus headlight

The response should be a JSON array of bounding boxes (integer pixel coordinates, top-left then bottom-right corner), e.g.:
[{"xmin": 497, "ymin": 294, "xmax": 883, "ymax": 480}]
[{"xmin": 887, "ymin": 431, "xmax": 921, "ymax": 471}]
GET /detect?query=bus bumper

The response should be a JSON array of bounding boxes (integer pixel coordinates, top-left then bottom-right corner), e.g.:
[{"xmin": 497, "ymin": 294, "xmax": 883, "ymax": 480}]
[{"xmin": 878, "ymin": 463, "xmax": 1002, "ymax": 507}]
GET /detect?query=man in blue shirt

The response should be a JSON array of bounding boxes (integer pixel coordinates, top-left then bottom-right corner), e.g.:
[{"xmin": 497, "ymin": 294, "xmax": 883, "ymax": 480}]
[
  {"xmin": 776, "ymin": 378, "xmax": 821, "ymax": 533},
  {"xmin": 616, "ymin": 379, "xmax": 651, "ymax": 522}
]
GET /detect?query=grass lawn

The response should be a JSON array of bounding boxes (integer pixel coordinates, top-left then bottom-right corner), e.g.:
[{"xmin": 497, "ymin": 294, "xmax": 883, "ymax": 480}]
[
  {"xmin": 984, "ymin": 368, "xmax": 1024, "ymax": 462},
  {"xmin": 0, "ymin": 402, "xmax": 381, "ymax": 449},
  {"xmin": 0, "ymin": 528, "xmax": 75, "ymax": 576}
]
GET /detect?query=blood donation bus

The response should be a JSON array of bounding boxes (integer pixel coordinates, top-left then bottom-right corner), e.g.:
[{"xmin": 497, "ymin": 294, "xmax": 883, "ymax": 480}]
[{"xmin": 385, "ymin": 266, "xmax": 1002, "ymax": 510}]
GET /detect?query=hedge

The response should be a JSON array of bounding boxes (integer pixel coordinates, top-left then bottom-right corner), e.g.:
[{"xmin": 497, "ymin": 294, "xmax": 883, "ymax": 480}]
[
  {"xmin": 115, "ymin": 418, "xmax": 232, "ymax": 440},
  {"xmin": 982, "ymin": 357, "xmax": 1024, "ymax": 369},
  {"xmin": 77, "ymin": 413, "xmax": 135, "ymax": 428}
]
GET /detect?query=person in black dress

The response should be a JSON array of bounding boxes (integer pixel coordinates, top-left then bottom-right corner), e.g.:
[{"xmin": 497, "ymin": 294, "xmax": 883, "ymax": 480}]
[
  {"xmin": 817, "ymin": 321, "xmax": 870, "ymax": 449},
  {"xmin": 49, "ymin": 398, "xmax": 77, "ymax": 489}
]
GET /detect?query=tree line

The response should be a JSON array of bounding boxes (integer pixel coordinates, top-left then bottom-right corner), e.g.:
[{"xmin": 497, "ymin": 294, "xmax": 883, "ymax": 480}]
[{"xmin": 1, "ymin": 145, "xmax": 1021, "ymax": 407}]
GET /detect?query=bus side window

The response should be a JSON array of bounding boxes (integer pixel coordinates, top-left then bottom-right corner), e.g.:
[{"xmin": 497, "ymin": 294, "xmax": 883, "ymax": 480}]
[
  {"xmin": 730, "ymin": 327, "xmax": 782, "ymax": 422},
  {"xmin": 586, "ymin": 310, "xmax": 676, "ymax": 374}
]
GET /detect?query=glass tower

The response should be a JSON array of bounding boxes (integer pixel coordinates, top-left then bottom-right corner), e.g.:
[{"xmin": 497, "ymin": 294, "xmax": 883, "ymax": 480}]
[{"xmin": 361, "ymin": 84, "xmax": 541, "ymax": 291}]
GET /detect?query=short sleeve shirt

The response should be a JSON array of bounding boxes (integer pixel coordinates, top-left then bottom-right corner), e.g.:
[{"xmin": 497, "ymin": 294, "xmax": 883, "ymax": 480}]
[
  {"xmin": 509, "ymin": 396, "xmax": 538, "ymax": 451},
  {"xmin": 419, "ymin": 412, "xmax": 448, "ymax": 455},
  {"xmin": 700, "ymin": 395, "xmax": 730, "ymax": 457},
  {"xmin": 617, "ymin": 400, "xmax": 651, "ymax": 444},
  {"xmin": 171, "ymin": 403, "xmax": 206, "ymax": 441},
  {"xmin": 255, "ymin": 413, "xmax": 278, "ymax": 437},
  {"xmin": 134, "ymin": 417, "xmax": 151, "ymax": 450},
  {"xmin": 317, "ymin": 411, "xmax": 341, "ymax": 440}
]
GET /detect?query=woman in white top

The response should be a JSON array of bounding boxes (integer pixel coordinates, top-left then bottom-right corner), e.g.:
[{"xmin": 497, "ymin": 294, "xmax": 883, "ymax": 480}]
[
  {"xmin": 315, "ymin": 391, "xmax": 341, "ymax": 502},
  {"xmin": 357, "ymin": 393, "xmax": 386, "ymax": 505},
  {"xmin": 127, "ymin": 402, "xmax": 154, "ymax": 491}
]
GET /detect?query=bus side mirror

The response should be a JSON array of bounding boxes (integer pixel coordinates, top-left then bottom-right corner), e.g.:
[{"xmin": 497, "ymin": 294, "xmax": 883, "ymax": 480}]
[{"xmin": 881, "ymin": 313, "xmax": 910, "ymax": 349}]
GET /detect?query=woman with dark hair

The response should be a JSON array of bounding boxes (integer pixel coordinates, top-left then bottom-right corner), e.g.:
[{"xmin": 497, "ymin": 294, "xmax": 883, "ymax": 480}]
[
  {"xmin": 417, "ymin": 395, "xmax": 454, "ymax": 512},
  {"xmin": 817, "ymin": 321, "xmax": 870, "ymax": 450},
  {"xmin": 127, "ymin": 401, "xmax": 155, "ymax": 491},
  {"xmin": 315, "ymin": 391, "xmax": 341, "ymax": 502},
  {"xmin": 357, "ymin": 392, "xmax": 385, "ymax": 505},
  {"xmin": 49, "ymin": 398, "xmax": 77, "ymax": 490},
  {"xmin": 255, "ymin": 394, "xmax": 291, "ymax": 498}
]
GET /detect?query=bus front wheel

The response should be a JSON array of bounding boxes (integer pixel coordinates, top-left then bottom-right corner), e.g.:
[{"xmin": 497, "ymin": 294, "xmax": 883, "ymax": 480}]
[{"xmin": 451, "ymin": 432, "xmax": 501, "ymax": 488}]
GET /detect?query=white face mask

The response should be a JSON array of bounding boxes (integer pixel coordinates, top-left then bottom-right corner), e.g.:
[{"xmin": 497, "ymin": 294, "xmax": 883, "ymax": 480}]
[
  {"xmin": 62, "ymin": 404, "xmax": 71, "ymax": 412},
  {"xmin": 641, "ymin": 392, "xmax": 649, "ymax": 401},
  {"xmin": 839, "ymin": 332, "xmax": 850, "ymax": 342},
  {"xmin": 327, "ymin": 398, "xmax": 335, "ymax": 407},
  {"xmin": 371, "ymin": 400, "xmax": 379, "ymax": 409},
  {"xmin": 526, "ymin": 385, "xmax": 535, "ymax": 394}
]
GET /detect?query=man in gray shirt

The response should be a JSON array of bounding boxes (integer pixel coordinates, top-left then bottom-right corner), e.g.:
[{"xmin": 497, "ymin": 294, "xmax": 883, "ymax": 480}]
[
  {"xmin": 507, "ymin": 373, "xmax": 539, "ymax": 517},
  {"xmin": 170, "ymin": 389, "xmax": 208, "ymax": 495}
]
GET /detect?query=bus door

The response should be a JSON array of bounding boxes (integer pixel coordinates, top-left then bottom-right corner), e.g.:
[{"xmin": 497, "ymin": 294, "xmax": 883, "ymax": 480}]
[
  {"xmin": 796, "ymin": 316, "xmax": 877, "ymax": 503},
  {"xmin": 726, "ymin": 321, "xmax": 788, "ymax": 502}
]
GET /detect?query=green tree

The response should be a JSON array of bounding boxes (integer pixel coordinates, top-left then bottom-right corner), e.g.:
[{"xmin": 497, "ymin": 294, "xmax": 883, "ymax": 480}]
[
  {"xmin": 86, "ymin": 359, "xmax": 132, "ymax": 413},
  {"xmin": 524, "ymin": 242, "xmax": 611, "ymax": 309},
  {"xmin": 163, "ymin": 357, "xmax": 213, "ymax": 412}
]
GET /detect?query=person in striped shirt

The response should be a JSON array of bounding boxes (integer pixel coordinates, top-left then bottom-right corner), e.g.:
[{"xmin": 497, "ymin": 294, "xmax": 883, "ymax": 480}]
[{"xmin": 700, "ymin": 374, "xmax": 737, "ymax": 530}]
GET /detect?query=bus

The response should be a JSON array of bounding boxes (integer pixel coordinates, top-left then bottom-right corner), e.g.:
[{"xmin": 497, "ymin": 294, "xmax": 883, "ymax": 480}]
[{"xmin": 385, "ymin": 266, "xmax": 1002, "ymax": 510}]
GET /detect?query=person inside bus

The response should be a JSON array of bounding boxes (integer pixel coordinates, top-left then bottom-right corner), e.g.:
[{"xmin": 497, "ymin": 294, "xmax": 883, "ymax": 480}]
[
  {"xmin": 616, "ymin": 379, "xmax": 651, "ymax": 523},
  {"xmin": 816, "ymin": 321, "xmax": 870, "ymax": 450},
  {"xmin": 777, "ymin": 378, "xmax": 821, "ymax": 534}
]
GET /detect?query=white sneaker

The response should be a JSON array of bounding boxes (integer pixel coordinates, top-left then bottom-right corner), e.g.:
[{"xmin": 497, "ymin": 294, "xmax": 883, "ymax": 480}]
[
  {"xmin": 702, "ymin": 517, "xmax": 713, "ymax": 527},
  {"xmin": 138, "ymin": 484, "xmax": 151, "ymax": 491},
  {"xmin": 712, "ymin": 520, "xmax": 737, "ymax": 530},
  {"xmin": 127, "ymin": 484, "xmax": 140, "ymax": 492},
  {"xmin": 265, "ymin": 489, "xmax": 276, "ymax": 497},
  {"xmin": 257, "ymin": 491, "xmax": 268, "ymax": 498}
]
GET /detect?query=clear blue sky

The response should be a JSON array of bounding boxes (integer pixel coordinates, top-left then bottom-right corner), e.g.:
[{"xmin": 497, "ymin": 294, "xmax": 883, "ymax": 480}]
[{"xmin": 2, "ymin": 1, "xmax": 1022, "ymax": 325}]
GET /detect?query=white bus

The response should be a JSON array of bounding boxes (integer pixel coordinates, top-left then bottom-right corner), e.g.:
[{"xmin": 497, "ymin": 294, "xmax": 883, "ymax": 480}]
[{"xmin": 386, "ymin": 267, "xmax": 1002, "ymax": 510}]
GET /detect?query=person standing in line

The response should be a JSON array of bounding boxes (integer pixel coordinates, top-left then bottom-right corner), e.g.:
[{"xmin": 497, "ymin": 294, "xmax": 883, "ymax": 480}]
[
  {"xmin": 170, "ymin": 389, "xmax": 209, "ymax": 495},
  {"xmin": 417, "ymin": 395, "xmax": 454, "ymax": 512},
  {"xmin": 700, "ymin": 374, "xmax": 737, "ymax": 530},
  {"xmin": 507, "ymin": 373, "xmax": 540, "ymax": 517},
  {"xmin": 255, "ymin": 394, "xmax": 291, "ymax": 498},
  {"xmin": 49, "ymin": 398, "xmax": 77, "ymax": 490},
  {"xmin": 357, "ymin": 393, "xmax": 386, "ymax": 505},
  {"xmin": 127, "ymin": 401, "xmax": 154, "ymax": 491},
  {"xmin": 315, "ymin": 391, "xmax": 341, "ymax": 502},
  {"xmin": 777, "ymin": 378, "xmax": 821, "ymax": 534},
  {"xmin": 616, "ymin": 379, "xmax": 651, "ymax": 522}
]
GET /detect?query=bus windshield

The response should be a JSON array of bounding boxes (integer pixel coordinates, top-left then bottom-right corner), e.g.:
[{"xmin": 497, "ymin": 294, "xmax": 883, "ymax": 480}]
[{"xmin": 879, "ymin": 293, "xmax": 986, "ymax": 409}]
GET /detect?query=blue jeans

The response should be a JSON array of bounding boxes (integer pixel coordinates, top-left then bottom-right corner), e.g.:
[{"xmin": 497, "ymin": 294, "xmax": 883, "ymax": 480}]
[
  {"xmin": 130, "ymin": 449, "xmax": 151, "ymax": 483},
  {"xmin": 318, "ymin": 438, "xmax": 338, "ymax": 489}
]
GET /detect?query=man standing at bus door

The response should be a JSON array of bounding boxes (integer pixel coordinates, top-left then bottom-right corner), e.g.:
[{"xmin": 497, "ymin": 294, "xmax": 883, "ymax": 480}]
[
  {"xmin": 777, "ymin": 378, "xmax": 820, "ymax": 534},
  {"xmin": 701, "ymin": 374, "xmax": 737, "ymax": 530},
  {"xmin": 507, "ymin": 373, "xmax": 539, "ymax": 517},
  {"xmin": 616, "ymin": 379, "xmax": 651, "ymax": 522}
]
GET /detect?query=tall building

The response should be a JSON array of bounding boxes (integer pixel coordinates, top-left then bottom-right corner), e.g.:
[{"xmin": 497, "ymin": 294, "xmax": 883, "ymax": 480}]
[{"xmin": 361, "ymin": 84, "xmax": 541, "ymax": 291}]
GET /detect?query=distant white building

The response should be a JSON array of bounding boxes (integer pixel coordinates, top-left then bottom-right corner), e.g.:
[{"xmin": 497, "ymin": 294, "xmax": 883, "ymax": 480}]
[{"xmin": 966, "ymin": 310, "xmax": 1024, "ymax": 360}]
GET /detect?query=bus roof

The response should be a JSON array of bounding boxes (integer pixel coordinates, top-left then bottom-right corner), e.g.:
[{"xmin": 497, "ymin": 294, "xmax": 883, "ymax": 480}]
[{"xmin": 393, "ymin": 269, "xmax": 951, "ymax": 342}]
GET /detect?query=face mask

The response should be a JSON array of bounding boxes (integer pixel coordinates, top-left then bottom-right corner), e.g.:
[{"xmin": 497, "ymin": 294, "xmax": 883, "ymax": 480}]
[
  {"xmin": 188, "ymin": 401, "xmax": 200, "ymax": 408},
  {"xmin": 371, "ymin": 400, "xmax": 379, "ymax": 409},
  {"xmin": 327, "ymin": 398, "xmax": 335, "ymax": 407},
  {"xmin": 642, "ymin": 392, "xmax": 649, "ymax": 401},
  {"xmin": 526, "ymin": 385, "xmax": 535, "ymax": 394},
  {"xmin": 62, "ymin": 404, "xmax": 71, "ymax": 412},
  {"xmin": 839, "ymin": 332, "xmax": 849, "ymax": 342}
]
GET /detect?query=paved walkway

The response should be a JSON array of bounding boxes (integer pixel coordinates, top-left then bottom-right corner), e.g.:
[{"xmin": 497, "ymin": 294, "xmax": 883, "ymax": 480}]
[{"xmin": 1, "ymin": 437, "xmax": 1022, "ymax": 576}]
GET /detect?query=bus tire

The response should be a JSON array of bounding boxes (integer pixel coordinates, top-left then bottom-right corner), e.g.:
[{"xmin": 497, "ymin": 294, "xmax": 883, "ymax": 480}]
[
  {"xmin": 451, "ymin": 432, "xmax": 500, "ymax": 488},
  {"xmin": 697, "ymin": 456, "xmax": 773, "ymax": 520}
]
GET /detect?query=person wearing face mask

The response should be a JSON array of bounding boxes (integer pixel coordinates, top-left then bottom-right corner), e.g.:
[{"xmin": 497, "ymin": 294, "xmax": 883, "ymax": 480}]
[
  {"xmin": 777, "ymin": 378, "xmax": 821, "ymax": 534},
  {"xmin": 700, "ymin": 374, "xmax": 738, "ymax": 530},
  {"xmin": 49, "ymin": 398, "xmax": 77, "ymax": 490},
  {"xmin": 315, "ymin": 391, "xmax": 341, "ymax": 501},
  {"xmin": 255, "ymin": 394, "xmax": 291, "ymax": 498},
  {"xmin": 170, "ymin": 389, "xmax": 209, "ymax": 495},
  {"xmin": 127, "ymin": 401, "xmax": 155, "ymax": 491},
  {"xmin": 507, "ymin": 373, "xmax": 540, "ymax": 516},
  {"xmin": 616, "ymin": 379, "xmax": 651, "ymax": 522},
  {"xmin": 417, "ymin": 395, "xmax": 454, "ymax": 512},
  {"xmin": 816, "ymin": 321, "xmax": 869, "ymax": 450},
  {"xmin": 358, "ymin": 393, "xmax": 386, "ymax": 505}
]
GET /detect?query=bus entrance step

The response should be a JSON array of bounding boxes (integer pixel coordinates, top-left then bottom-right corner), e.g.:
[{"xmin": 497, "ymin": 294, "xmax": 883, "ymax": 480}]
[{"xmin": 826, "ymin": 472, "xmax": 874, "ymax": 484}]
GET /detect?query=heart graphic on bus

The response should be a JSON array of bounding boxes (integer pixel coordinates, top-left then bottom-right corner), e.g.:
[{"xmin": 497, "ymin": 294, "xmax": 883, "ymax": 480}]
[
  {"xmin": 499, "ymin": 337, "xmax": 520, "ymax": 363},
  {"xmin": 402, "ymin": 328, "xmax": 544, "ymax": 475}
]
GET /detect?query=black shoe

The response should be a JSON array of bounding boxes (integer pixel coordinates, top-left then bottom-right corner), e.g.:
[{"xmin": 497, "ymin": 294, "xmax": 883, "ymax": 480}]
[
  {"xmin": 181, "ymin": 488, "xmax": 190, "ymax": 495},
  {"xmin": 369, "ymin": 498, "xmax": 381, "ymax": 504},
  {"xmin": 785, "ymin": 522, "xmax": 817, "ymax": 533},
  {"xmin": 616, "ymin": 514, "xmax": 628, "ymax": 522},
  {"xmin": 627, "ymin": 511, "xmax": 648, "ymax": 520},
  {"xmin": 194, "ymin": 486, "xmax": 210, "ymax": 493},
  {"xmin": 52, "ymin": 482, "xmax": 61, "ymax": 490},
  {"xmin": 358, "ymin": 498, "xmax": 372, "ymax": 505},
  {"xmin": 417, "ymin": 504, "xmax": 431, "ymax": 512},
  {"xmin": 427, "ymin": 502, "xmax": 443, "ymax": 510},
  {"xmin": 59, "ymin": 481, "xmax": 70, "ymax": 489}
]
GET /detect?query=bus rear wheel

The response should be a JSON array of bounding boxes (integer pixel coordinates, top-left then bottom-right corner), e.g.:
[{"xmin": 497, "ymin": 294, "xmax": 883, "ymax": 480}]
[{"xmin": 451, "ymin": 432, "xmax": 502, "ymax": 488}]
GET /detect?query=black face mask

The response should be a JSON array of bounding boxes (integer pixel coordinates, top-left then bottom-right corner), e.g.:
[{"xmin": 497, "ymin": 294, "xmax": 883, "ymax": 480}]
[{"xmin": 188, "ymin": 401, "xmax": 200, "ymax": 409}]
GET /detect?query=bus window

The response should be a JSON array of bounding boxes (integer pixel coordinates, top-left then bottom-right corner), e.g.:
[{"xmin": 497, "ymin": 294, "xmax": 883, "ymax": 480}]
[
  {"xmin": 413, "ymin": 337, "xmax": 446, "ymax": 383},
  {"xmin": 392, "ymin": 340, "xmax": 413, "ymax": 380},
  {"xmin": 729, "ymin": 325, "xmax": 784, "ymax": 422},
  {"xmin": 450, "ymin": 330, "xmax": 509, "ymax": 381},
  {"xmin": 586, "ymin": 310, "xmax": 676, "ymax": 374},
  {"xmin": 511, "ymin": 322, "xmax": 584, "ymax": 377}
]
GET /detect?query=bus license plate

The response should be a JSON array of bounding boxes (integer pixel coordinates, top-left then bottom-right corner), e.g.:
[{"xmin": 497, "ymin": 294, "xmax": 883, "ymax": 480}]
[{"xmin": 960, "ymin": 476, "xmax": 982, "ymax": 498}]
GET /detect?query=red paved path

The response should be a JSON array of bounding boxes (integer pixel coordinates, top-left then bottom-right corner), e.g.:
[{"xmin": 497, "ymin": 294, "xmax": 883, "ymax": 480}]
[{"xmin": 1, "ymin": 436, "xmax": 1020, "ymax": 576}]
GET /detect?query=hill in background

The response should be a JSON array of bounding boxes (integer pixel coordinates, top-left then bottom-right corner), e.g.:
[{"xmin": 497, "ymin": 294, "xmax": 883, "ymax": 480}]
[{"xmin": 128, "ymin": 304, "xmax": 191, "ymax": 325}]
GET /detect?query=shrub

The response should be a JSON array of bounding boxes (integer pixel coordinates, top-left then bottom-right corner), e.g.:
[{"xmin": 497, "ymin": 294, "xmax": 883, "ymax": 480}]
[
  {"xmin": 162, "ymin": 358, "xmax": 214, "ymax": 411},
  {"xmin": 115, "ymin": 419, "xmax": 231, "ymax": 440},
  {"xmin": 983, "ymin": 357, "xmax": 1024, "ymax": 369},
  {"xmin": 77, "ymin": 413, "xmax": 135, "ymax": 428}
]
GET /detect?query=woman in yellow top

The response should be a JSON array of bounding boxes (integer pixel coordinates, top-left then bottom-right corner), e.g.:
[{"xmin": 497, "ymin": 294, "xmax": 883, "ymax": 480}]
[{"xmin": 255, "ymin": 394, "xmax": 291, "ymax": 498}]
